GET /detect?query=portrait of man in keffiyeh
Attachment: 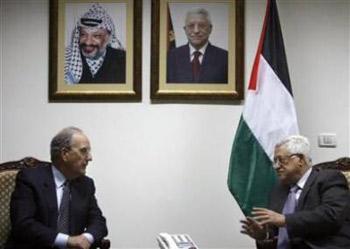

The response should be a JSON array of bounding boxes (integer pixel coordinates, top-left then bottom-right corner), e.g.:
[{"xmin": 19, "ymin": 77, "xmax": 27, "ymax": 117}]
[{"xmin": 65, "ymin": 3, "xmax": 126, "ymax": 84}]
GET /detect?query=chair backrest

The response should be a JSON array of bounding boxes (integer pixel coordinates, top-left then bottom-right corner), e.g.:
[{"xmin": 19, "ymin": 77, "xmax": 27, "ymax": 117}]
[
  {"xmin": 0, "ymin": 157, "xmax": 50, "ymax": 248},
  {"xmin": 313, "ymin": 157, "xmax": 350, "ymax": 187}
]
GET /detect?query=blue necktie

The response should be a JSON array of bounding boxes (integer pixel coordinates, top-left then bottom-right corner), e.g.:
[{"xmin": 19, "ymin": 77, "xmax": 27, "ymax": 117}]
[
  {"xmin": 57, "ymin": 181, "xmax": 70, "ymax": 234},
  {"xmin": 277, "ymin": 185, "xmax": 299, "ymax": 249}
]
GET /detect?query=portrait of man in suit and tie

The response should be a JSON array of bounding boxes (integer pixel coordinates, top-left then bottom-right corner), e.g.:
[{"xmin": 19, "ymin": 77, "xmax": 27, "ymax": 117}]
[{"xmin": 167, "ymin": 7, "xmax": 228, "ymax": 84}]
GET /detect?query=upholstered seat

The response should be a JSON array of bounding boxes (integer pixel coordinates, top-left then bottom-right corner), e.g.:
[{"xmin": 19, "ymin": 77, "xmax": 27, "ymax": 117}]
[
  {"xmin": 0, "ymin": 157, "xmax": 110, "ymax": 249},
  {"xmin": 314, "ymin": 157, "xmax": 350, "ymax": 187}
]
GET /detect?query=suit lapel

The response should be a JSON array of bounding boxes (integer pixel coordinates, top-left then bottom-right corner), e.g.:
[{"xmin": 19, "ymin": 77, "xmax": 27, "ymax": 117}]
[
  {"xmin": 199, "ymin": 44, "xmax": 212, "ymax": 80},
  {"xmin": 296, "ymin": 168, "xmax": 318, "ymax": 211},
  {"xmin": 201, "ymin": 43, "xmax": 212, "ymax": 66},
  {"xmin": 180, "ymin": 45, "xmax": 192, "ymax": 81},
  {"xmin": 42, "ymin": 165, "xmax": 59, "ymax": 228},
  {"xmin": 69, "ymin": 178, "xmax": 85, "ymax": 234},
  {"xmin": 274, "ymin": 185, "xmax": 290, "ymax": 212}
]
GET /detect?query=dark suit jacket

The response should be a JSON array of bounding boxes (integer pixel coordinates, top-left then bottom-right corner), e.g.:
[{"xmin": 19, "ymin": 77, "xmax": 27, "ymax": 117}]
[
  {"xmin": 167, "ymin": 43, "xmax": 228, "ymax": 83},
  {"xmin": 6, "ymin": 164, "xmax": 108, "ymax": 249},
  {"xmin": 79, "ymin": 46, "xmax": 126, "ymax": 84},
  {"xmin": 267, "ymin": 168, "xmax": 350, "ymax": 249}
]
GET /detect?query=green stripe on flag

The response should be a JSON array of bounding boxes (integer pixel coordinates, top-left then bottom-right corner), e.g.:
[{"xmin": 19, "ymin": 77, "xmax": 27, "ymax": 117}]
[{"xmin": 228, "ymin": 117, "xmax": 277, "ymax": 216}]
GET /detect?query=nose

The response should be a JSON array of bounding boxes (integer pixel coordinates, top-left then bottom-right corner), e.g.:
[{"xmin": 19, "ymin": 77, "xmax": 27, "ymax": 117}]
[
  {"xmin": 84, "ymin": 34, "xmax": 94, "ymax": 45},
  {"xmin": 273, "ymin": 162, "xmax": 281, "ymax": 170},
  {"xmin": 193, "ymin": 24, "xmax": 200, "ymax": 33},
  {"xmin": 87, "ymin": 152, "xmax": 92, "ymax": 161}
]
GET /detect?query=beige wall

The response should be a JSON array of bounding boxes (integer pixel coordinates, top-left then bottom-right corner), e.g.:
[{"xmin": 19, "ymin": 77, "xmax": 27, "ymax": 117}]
[{"xmin": 1, "ymin": 0, "xmax": 349, "ymax": 248}]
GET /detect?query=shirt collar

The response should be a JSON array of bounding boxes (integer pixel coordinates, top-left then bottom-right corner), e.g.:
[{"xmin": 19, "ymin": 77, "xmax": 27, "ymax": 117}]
[
  {"xmin": 189, "ymin": 42, "xmax": 209, "ymax": 56},
  {"xmin": 296, "ymin": 167, "xmax": 312, "ymax": 190},
  {"xmin": 51, "ymin": 165, "xmax": 67, "ymax": 188}
]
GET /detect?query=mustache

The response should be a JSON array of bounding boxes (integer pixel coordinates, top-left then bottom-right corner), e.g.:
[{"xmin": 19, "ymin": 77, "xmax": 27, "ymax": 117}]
[{"xmin": 80, "ymin": 44, "xmax": 99, "ymax": 50}]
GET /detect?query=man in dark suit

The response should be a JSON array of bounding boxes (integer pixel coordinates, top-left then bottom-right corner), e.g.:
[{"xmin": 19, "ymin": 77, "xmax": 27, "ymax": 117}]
[
  {"xmin": 240, "ymin": 135, "xmax": 350, "ymax": 249},
  {"xmin": 6, "ymin": 127, "xmax": 108, "ymax": 249},
  {"xmin": 65, "ymin": 3, "xmax": 125, "ymax": 84},
  {"xmin": 167, "ymin": 8, "xmax": 228, "ymax": 83}
]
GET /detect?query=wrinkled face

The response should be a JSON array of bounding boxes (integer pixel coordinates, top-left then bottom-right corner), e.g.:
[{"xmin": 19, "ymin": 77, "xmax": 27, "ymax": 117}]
[
  {"xmin": 184, "ymin": 13, "xmax": 212, "ymax": 50},
  {"xmin": 273, "ymin": 145, "xmax": 304, "ymax": 185},
  {"xmin": 79, "ymin": 27, "xmax": 110, "ymax": 59},
  {"xmin": 61, "ymin": 132, "xmax": 92, "ymax": 179}
]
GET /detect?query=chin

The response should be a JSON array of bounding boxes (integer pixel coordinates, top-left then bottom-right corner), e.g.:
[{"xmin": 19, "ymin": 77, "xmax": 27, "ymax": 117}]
[
  {"xmin": 82, "ymin": 52, "xmax": 97, "ymax": 59},
  {"xmin": 192, "ymin": 41, "xmax": 204, "ymax": 46},
  {"xmin": 278, "ymin": 176, "xmax": 288, "ymax": 185},
  {"xmin": 281, "ymin": 179, "xmax": 293, "ymax": 186}
]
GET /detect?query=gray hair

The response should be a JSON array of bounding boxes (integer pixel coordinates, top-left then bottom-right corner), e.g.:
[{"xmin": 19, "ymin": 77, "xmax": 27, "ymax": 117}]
[
  {"xmin": 50, "ymin": 127, "xmax": 83, "ymax": 162},
  {"xmin": 276, "ymin": 135, "xmax": 312, "ymax": 164},
  {"xmin": 185, "ymin": 8, "xmax": 212, "ymax": 26}
]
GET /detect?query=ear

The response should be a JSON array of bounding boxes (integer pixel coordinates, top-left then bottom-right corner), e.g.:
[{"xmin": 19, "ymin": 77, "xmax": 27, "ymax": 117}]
[
  {"xmin": 299, "ymin": 156, "xmax": 306, "ymax": 167},
  {"xmin": 60, "ymin": 147, "xmax": 70, "ymax": 161}
]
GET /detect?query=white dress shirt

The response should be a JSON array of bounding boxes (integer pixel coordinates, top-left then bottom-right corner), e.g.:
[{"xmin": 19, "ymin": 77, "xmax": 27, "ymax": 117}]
[
  {"xmin": 52, "ymin": 165, "xmax": 94, "ymax": 248},
  {"xmin": 294, "ymin": 167, "xmax": 312, "ymax": 200},
  {"xmin": 189, "ymin": 42, "xmax": 209, "ymax": 64}
]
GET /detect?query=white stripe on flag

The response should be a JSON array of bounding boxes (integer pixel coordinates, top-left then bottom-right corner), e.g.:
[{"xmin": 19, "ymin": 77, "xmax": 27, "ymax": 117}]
[{"xmin": 243, "ymin": 55, "xmax": 299, "ymax": 160}]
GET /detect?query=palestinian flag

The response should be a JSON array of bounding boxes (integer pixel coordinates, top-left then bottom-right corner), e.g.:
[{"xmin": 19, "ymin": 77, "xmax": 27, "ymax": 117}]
[
  {"xmin": 167, "ymin": 3, "xmax": 176, "ymax": 50},
  {"xmin": 227, "ymin": 0, "xmax": 299, "ymax": 216}
]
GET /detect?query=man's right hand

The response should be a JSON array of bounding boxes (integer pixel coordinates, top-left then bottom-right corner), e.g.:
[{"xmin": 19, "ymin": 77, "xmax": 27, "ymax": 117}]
[
  {"xmin": 240, "ymin": 216, "xmax": 267, "ymax": 240},
  {"xmin": 67, "ymin": 235, "xmax": 91, "ymax": 249}
]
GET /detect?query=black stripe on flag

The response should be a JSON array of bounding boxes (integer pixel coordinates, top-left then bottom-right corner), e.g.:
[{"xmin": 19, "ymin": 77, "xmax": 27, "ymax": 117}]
[{"xmin": 262, "ymin": 0, "xmax": 293, "ymax": 96}]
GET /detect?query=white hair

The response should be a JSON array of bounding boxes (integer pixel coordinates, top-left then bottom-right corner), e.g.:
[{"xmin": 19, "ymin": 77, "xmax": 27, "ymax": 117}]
[
  {"xmin": 185, "ymin": 8, "xmax": 212, "ymax": 26},
  {"xmin": 276, "ymin": 135, "xmax": 312, "ymax": 164}
]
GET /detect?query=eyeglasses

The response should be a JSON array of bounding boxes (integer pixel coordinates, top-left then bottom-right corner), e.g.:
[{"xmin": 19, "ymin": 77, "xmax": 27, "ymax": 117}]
[
  {"xmin": 185, "ymin": 23, "xmax": 210, "ymax": 31},
  {"xmin": 273, "ymin": 153, "xmax": 302, "ymax": 168}
]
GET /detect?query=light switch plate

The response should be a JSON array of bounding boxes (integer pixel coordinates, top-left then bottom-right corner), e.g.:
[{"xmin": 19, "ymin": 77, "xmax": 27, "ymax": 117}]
[{"xmin": 318, "ymin": 133, "xmax": 337, "ymax": 147}]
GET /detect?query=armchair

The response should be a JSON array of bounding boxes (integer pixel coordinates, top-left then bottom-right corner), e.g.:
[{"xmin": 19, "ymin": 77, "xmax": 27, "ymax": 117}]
[
  {"xmin": 0, "ymin": 157, "xmax": 110, "ymax": 249},
  {"xmin": 313, "ymin": 157, "xmax": 350, "ymax": 186}
]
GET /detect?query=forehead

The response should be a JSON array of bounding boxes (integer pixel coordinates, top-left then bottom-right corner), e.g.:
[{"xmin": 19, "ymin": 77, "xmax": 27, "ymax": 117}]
[
  {"xmin": 70, "ymin": 133, "xmax": 90, "ymax": 148},
  {"xmin": 79, "ymin": 27, "xmax": 108, "ymax": 35},
  {"xmin": 274, "ymin": 144, "xmax": 289, "ymax": 156},
  {"xmin": 185, "ymin": 14, "xmax": 209, "ymax": 24}
]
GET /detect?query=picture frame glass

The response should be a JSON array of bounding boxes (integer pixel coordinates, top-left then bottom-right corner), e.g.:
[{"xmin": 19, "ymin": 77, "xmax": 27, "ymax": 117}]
[
  {"xmin": 50, "ymin": 0, "xmax": 141, "ymax": 101},
  {"xmin": 151, "ymin": 0, "xmax": 244, "ymax": 100}
]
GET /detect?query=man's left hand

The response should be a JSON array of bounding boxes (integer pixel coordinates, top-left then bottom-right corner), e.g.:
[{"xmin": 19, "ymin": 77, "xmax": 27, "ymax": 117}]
[
  {"xmin": 240, "ymin": 216, "xmax": 267, "ymax": 240},
  {"xmin": 251, "ymin": 207, "xmax": 286, "ymax": 227},
  {"xmin": 67, "ymin": 235, "xmax": 91, "ymax": 249}
]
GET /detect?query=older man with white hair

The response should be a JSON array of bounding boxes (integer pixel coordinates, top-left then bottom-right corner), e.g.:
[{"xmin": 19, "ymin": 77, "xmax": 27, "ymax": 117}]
[
  {"xmin": 241, "ymin": 135, "xmax": 350, "ymax": 249},
  {"xmin": 167, "ymin": 8, "xmax": 228, "ymax": 83},
  {"xmin": 65, "ymin": 3, "xmax": 125, "ymax": 84}
]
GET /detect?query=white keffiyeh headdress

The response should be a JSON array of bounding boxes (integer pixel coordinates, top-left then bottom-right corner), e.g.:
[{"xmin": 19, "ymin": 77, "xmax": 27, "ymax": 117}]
[{"xmin": 65, "ymin": 3, "xmax": 123, "ymax": 84}]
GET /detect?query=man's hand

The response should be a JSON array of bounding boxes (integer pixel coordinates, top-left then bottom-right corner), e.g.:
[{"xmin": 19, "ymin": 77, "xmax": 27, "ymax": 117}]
[
  {"xmin": 251, "ymin": 207, "xmax": 286, "ymax": 227},
  {"xmin": 67, "ymin": 235, "xmax": 91, "ymax": 249},
  {"xmin": 240, "ymin": 216, "xmax": 267, "ymax": 240}
]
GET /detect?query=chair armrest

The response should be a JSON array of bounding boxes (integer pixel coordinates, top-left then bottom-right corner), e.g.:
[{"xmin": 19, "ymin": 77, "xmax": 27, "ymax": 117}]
[
  {"xmin": 256, "ymin": 238, "xmax": 277, "ymax": 249},
  {"xmin": 100, "ymin": 238, "xmax": 111, "ymax": 249}
]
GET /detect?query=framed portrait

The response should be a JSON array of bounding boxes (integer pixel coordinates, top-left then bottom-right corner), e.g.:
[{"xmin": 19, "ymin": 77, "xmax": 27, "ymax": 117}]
[
  {"xmin": 151, "ymin": 0, "xmax": 244, "ymax": 101},
  {"xmin": 49, "ymin": 0, "xmax": 142, "ymax": 102}
]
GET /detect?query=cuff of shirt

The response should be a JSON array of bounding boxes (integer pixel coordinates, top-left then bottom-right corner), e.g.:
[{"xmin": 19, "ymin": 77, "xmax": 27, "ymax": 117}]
[
  {"xmin": 83, "ymin": 233, "xmax": 94, "ymax": 244},
  {"xmin": 54, "ymin": 233, "xmax": 69, "ymax": 248}
]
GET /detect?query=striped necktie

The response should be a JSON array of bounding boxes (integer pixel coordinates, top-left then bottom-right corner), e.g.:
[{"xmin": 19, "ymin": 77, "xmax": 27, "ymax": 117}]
[
  {"xmin": 192, "ymin": 51, "xmax": 201, "ymax": 82},
  {"xmin": 57, "ymin": 180, "xmax": 70, "ymax": 234}
]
